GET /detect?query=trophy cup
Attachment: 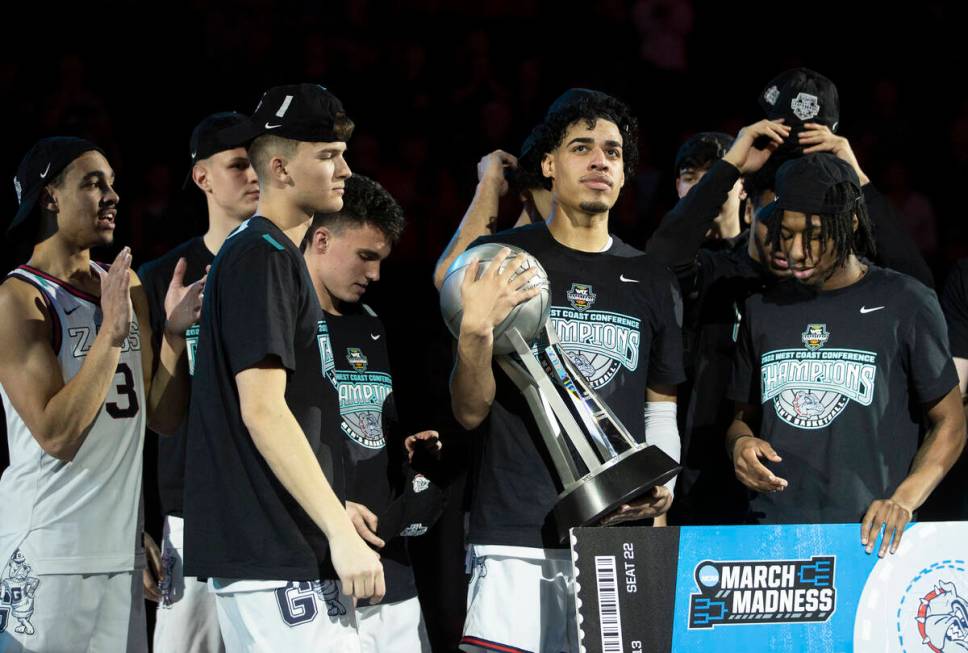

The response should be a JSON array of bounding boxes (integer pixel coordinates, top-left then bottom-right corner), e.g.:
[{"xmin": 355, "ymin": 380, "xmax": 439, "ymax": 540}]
[{"xmin": 441, "ymin": 243, "xmax": 681, "ymax": 542}]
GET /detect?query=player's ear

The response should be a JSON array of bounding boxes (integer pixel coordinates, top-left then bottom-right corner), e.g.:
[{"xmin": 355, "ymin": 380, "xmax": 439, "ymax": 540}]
[
  {"xmin": 313, "ymin": 226, "xmax": 330, "ymax": 253},
  {"xmin": 541, "ymin": 152, "xmax": 555, "ymax": 183},
  {"xmin": 851, "ymin": 213, "xmax": 858, "ymax": 233},
  {"xmin": 39, "ymin": 187, "xmax": 58, "ymax": 213},
  {"xmin": 192, "ymin": 164, "xmax": 209, "ymax": 193},
  {"xmin": 269, "ymin": 154, "xmax": 290, "ymax": 185}
]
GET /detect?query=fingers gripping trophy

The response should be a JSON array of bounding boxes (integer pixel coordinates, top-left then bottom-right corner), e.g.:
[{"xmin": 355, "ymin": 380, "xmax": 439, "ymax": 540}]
[{"xmin": 441, "ymin": 243, "xmax": 681, "ymax": 541}]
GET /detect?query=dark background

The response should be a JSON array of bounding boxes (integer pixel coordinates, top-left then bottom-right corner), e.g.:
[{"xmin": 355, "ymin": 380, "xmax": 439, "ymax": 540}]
[{"xmin": 1, "ymin": 1, "xmax": 965, "ymax": 650}]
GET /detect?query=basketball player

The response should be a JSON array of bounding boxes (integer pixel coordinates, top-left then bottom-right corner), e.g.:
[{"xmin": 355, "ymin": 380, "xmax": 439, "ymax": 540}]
[
  {"xmin": 182, "ymin": 84, "xmax": 382, "ymax": 650},
  {"xmin": 0, "ymin": 137, "xmax": 202, "ymax": 651},
  {"xmin": 449, "ymin": 89, "xmax": 685, "ymax": 653},
  {"xmin": 303, "ymin": 173, "xmax": 445, "ymax": 652},
  {"xmin": 139, "ymin": 111, "xmax": 259, "ymax": 653},
  {"xmin": 727, "ymin": 153, "xmax": 965, "ymax": 557}
]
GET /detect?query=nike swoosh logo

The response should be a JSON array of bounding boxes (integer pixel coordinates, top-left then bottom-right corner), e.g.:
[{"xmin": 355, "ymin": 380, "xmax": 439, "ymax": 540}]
[
  {"xmin": 619, "ymin": 275, "xmax": 639, "ymax": 283},
  {"xmin": 370, "ymin": 334, "xmax": 381, "ymax": 340},
  {"xmin": 39, "ymin": 162, "xmax": 51, "ymax": 178},
  {"xmin": 64, "ymin": 305, "xmax": 80, "ymax": 315},
  {"xmin": 264, "ymin": 122, "xmax": 282, "ymax": 129},
  {"xmin": 859, "ymin": 306, "xmax": 885, "ymax": 314}
]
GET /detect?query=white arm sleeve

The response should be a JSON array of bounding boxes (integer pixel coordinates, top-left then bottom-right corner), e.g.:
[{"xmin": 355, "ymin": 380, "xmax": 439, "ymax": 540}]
[{"xmin": 644, "ymin": 401, "xmax": 680, "ymax": 495}]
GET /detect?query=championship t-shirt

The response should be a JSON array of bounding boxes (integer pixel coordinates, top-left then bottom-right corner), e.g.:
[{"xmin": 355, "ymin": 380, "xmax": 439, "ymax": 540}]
[
  {"xmin": 320, "ymin": 304, "xmax": 418, "ymax": 605},
  {"xmin": 729, "ymin": 266, "xmax": 957, "ymax": 524},
  {"xmin": 467, "ymin": 223, "xmax": 685, "ymax": 548},
  {"xmin": 138, "ymin": 237, "xmax": 213, "ymax": 517},
  {"xmin": 183, "ymin": 216, "xmax": 343, "ymax": 581}
]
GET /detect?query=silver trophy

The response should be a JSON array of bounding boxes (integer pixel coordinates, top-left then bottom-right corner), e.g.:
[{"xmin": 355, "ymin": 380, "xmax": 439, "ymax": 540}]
[{"xmin": 440, "ymin": 243, "xmax": 681, "ymax": 542}]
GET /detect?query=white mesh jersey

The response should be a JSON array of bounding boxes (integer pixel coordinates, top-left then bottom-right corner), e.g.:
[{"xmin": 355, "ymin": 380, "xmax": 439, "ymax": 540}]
[{"xmin": 0, "ymin": 263, "xmax": 146, "ymax": 575}]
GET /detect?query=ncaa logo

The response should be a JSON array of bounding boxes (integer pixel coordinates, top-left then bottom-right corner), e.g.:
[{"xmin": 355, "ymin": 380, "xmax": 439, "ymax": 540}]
[
  {"xmin": 791, "ymin": 92, "xmax": 821, "ymax": 121},
  {"xmin": 854, "ymin": 522, "xmax": 968, "ymax": 652}
]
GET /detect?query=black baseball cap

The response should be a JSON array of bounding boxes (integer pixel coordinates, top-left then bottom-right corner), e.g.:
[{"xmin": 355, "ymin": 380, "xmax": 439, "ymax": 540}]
[
  {"xmin": 9, "ymin": 136, "xmax": 106, "ymax": 234},
  {"xmin": 184, "ymin": 111, "xmax": 249, "ymax": 188},
  {"xmin": 759, "ymin": 68, "xmax": 840, "ymax": 131},
  {"xmin": 769, "ymin": 153, "xmax": 862, "ymax": 218},
  {"xmin": 222, "ymin": 83, "xmax": 350, "ymax": 146},
  {"xmin": 674, "ymin": 132, "xmax": 734, "ymax": 175}
]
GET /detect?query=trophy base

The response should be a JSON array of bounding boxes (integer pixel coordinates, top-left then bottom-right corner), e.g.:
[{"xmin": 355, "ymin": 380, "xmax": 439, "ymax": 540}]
[{"xmin": 553, "ymin": 444, "xmax": 681, "ymax": 543}]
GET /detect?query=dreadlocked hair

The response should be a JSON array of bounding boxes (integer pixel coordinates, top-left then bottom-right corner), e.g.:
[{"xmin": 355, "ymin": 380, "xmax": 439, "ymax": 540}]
[
  {"xmin": 528, "ymin": 93, "xmax": 639, "ymax": 191},
  {"xmin": 766, "ymin": 181, "xmax": 876, "ymax": 269}
]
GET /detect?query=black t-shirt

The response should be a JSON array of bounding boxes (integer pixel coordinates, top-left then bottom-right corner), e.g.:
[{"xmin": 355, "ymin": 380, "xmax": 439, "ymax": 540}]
[
  {"xmin": 467, "ymin": 223, "xmax": 686, "ymax": 548},
  {"xmin": 137, "ymin": 237, "xmax": 214, "ymax": 517},
  {"xmin": 320, "ymin": 304, "xmax": 417, "ymax": 604},
  {"xmin": 183, "ymin": 216, "xmax": 343, "ymax": 581},
  {"xmin": 729, "ymin": 266, "xmax": 957, "ymax": 524},
  {"xmin": 941, "ymin": 259, "xmax": 968, "ymax": 359}
]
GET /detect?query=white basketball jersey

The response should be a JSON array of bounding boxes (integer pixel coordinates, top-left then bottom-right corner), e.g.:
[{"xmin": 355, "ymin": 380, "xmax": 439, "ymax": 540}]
[{"xmin": 0, "ymin": 264, "xmax": 146, "ymax": 575}]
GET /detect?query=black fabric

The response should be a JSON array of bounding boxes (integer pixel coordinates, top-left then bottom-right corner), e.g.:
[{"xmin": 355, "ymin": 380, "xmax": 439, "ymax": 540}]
[
  {"xmin": 466, "ymin": 222, "xmax": 685, "ymax": 548},
  {"xmin": 137, "ymin": 237, "xmax": 214, "ymax": 517},
  {"xmin": 862, "ymin": 184, "xmax": 934, "ymax": 288},
  {"xmin": 728, "ymin": 266, "xmax": 957, "ymax": 524},
  {"xmin": 321, "ymin": 305, "xmax": 420, "ymax": 604},
  {"xmin": 941, "ymin": 259, "xmax": 968, "ymax": 359},
  {"xmin": 184, "ymin": 216, "xmax": 342, "ymax": 581},
  {"xmin": 772, "ymin": 153, "xmax": 861, "ymax": 215}
]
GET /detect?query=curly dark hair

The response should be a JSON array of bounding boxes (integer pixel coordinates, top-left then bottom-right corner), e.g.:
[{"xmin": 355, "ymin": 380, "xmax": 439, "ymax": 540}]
[
  {"xmin": 516, "ymin": 92, "xmax": 639, "ymax": 192},
  {"xmin": 302, "ymin": 174, "xmax": 405, "ymax": 250}
]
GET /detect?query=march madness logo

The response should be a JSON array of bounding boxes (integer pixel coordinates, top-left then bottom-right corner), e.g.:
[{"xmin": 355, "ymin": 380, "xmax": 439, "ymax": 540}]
[
  {"xmin": 760, "ymin": 324, "xmax": 878, "ymax": 429},
  {"xmin": 566, "ymin": 283, "xmax": 597, "ymax": 311},
  {"xmin": 688, "ymin": 556, "xmax": 836, "ymax": 629}
]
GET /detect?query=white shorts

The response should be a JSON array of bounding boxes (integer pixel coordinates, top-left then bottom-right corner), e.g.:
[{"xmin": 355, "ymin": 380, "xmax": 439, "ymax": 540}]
[
  {"xmin": 357, "ymin": 595, "xmax": 431, "ymax": 653},
  {"xmin": 0, "ymin": 552, "xmax": 145, "ymax": 653},
  {"xmin": 211, "ymin": 578, "xmax": 360, "ymax": 652},
  {"xmin": 154, "ymin": 515, "xmax": 224, "ymax": 653},
  {"xmin": 461, "ymin": 545, "xmax": 578, "ymax": 653}
]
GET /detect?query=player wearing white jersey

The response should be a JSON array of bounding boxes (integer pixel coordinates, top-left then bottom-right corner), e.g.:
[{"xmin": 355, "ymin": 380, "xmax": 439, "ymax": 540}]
[{"xmin": 0, "ymin": 137, "xmax": 201, "ymax": 652}]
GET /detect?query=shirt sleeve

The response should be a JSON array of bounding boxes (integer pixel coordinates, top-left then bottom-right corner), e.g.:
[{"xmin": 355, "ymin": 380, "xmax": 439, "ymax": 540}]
[
  {"xmin": 645, "ymin": 266, "xmax": 687, "ymax": 387},
  {"xmin": 727, "ymin": 302, "xmax": 759, "ymax": 406},
  {"xmin": 941, "ymin": 261, "xmax": 968, "ymax": 359},
  {"xmin": 902, "ymin": 292, "xmax": 959, "ymax": 404},
  {"xmin": 218, "ymin": 245, "xmax": 303, "ymax": 375}
]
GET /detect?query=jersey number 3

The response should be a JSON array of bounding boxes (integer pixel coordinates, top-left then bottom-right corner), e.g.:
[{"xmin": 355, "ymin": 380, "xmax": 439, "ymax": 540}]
[{"xmin": 106, "ymin": 362, "xmax": 139, "ymax": 419}]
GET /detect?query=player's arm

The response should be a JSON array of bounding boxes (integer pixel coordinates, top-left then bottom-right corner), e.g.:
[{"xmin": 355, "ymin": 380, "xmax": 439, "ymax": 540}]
[
  {"xmin": 449, "ymin": 248, "xmax": 540, "ymax": 430},
  {"xmin": 133, "ymin": 260, "xmax": 204, "ymax": 436},
  {"xmin": 645, "ymin": 120, "xmax": 787, "ymax": 273},
  {"xmin": 237, "ymin": 362, "xmax": 385, "ymax": 602},
  {"xmin": 0, "ymin": 248, "xmax": 133, "ymax": 461},
  {"xmin": 861, "ymin": 386, "xmax": 965, "ymax": 557},
  {"xmin": 433, "ymin": 150, "xmax": 517, "ymax": 290},
  {"xmin": 726, "ymin": 402, "xmax": 788, "ymax": 494}
]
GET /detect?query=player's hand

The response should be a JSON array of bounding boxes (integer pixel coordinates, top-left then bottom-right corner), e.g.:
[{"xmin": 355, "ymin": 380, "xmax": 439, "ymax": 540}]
[
  {"xmin": 861, "ymin": 497, "xmax": 914, "ymax": 557},
  {"xmin": 405, "ymin": 430, "xmax": 441, "ymax": 464},
  {"xmin": 731, "ymin": 435, "xmax": 788, "ymax": 493},
  {"xmin": 723, "ymin": 119, "xmax": 790, "ymax": 175},
  {"xmin": 459, "ymin": 248, "xmax": 542, "ymax": 337},
  {"xmin": 599, "ymin": 486, "xmax": 673, "ymax": 525},
  {"xmin": 97, "ymin": 247, "xmax": 133, "ymax": 347},
  {"xmin": 346, "ymin": 501, "xmax": 385, "ymax": 549},
  {"xmin": 329, "ymin": 528, "xmax": 386, "ymax": 604},
  {"xmin": 477, "ymin": 150, "xmax": 518, "ymax": 196},
  {"xmin": 164, "ymin": 259, "xmax": 206, "ymax": 336},
  {"xmin": 798, "ymin": 123, "xmax": 871, "ymax": 185},
  {"xmin": 143, "ymin": 531, "xmax": 163, "ymax": 603}
]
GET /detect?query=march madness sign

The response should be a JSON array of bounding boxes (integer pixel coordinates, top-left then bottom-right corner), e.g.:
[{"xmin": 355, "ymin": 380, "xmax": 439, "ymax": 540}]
[{"xmin": 571, "ymin": 522, "xmax": 968, "ymax": 652}]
